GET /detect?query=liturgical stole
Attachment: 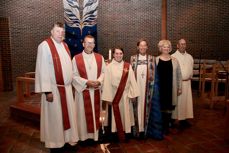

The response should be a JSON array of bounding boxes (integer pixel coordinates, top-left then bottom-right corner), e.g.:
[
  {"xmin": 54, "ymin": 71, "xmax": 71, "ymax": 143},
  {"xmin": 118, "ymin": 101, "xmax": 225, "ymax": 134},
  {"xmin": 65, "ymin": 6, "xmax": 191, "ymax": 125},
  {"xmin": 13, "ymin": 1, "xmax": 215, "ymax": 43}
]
[
  {"xmin": 131, "ymin": 54, "xmax": 154, "ymax": 127},
  {"xmin": 74, "ymin": 53, "xmax": 102, "ymax": 133},
  {"xmin": 46, "ymin": 38, "xmax": 71, "ymax": 130},
  {"xmin": 112, "ymin": 62, "xmax": 130, "ymax": 141}
]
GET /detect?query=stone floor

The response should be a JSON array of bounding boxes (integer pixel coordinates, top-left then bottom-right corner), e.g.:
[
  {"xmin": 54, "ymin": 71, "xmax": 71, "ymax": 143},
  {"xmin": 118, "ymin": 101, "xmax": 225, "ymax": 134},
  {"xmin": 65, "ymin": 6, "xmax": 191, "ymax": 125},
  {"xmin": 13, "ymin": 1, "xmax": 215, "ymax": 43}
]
[{"xmin": 0, "ymin": 90, "xmax": 229, "ymax": 153}]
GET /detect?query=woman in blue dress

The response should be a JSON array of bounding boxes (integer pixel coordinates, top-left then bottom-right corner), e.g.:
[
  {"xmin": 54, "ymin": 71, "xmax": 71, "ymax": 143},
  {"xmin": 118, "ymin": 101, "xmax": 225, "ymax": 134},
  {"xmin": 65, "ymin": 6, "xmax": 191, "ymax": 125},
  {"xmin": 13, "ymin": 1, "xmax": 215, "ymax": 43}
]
[{"xmin": 146, "ymin": 40, "xmax": 182, "ymax": 139}]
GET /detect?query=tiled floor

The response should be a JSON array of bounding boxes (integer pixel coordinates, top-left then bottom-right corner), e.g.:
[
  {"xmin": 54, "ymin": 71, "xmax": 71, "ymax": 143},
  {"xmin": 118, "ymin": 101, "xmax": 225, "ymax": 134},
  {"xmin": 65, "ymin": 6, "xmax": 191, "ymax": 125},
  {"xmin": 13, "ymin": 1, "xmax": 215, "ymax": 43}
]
[{"xmin": 0, "ymin": 90, "xmax": 229, "ymax": 153}]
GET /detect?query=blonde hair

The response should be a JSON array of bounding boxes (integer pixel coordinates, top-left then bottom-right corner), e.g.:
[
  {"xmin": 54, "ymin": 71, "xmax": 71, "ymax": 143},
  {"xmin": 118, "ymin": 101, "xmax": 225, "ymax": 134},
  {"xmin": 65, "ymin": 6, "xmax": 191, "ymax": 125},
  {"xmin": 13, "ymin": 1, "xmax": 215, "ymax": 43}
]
[{"xmin": 158, "ymin": 40, "xmax": 172, "ymax": 52}]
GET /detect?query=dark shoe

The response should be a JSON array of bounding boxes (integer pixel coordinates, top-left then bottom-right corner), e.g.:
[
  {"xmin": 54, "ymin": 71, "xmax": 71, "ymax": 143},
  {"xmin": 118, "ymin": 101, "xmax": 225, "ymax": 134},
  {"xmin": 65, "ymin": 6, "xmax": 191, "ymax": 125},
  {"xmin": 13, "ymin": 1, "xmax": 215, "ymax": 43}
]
[
  {"xmin": 184, "ymin": 121, "xmax": 192, "ymax": 128},
  {"xmin": 110, "ymin": 133, "xmax": 119, "ymax": 143},
  {"xmin": 50, "ymin": 148, "xmax": 64, "ymax": 153},
  {"xmin": 138, "ymin": 132, "xmax": 146, "ymax": 140},
  {"xmin": 163, "ymin": 128, "xmax": 170, "ymax": 135},
  {"xmin": 64, "ymin": 143, "xmax": 78, "ymax": 152},
  {"xmin": 179, "ymin": 120, "xmax": 192, "ymax": 129}
]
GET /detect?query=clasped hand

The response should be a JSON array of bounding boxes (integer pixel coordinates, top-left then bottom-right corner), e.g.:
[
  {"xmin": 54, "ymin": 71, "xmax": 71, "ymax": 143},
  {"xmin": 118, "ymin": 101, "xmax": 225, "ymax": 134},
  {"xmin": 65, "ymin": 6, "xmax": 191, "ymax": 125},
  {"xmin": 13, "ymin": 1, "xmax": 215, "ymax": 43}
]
[{"xmin": 86, "ymin": 80, "xmax": 101, "ymax": 88}]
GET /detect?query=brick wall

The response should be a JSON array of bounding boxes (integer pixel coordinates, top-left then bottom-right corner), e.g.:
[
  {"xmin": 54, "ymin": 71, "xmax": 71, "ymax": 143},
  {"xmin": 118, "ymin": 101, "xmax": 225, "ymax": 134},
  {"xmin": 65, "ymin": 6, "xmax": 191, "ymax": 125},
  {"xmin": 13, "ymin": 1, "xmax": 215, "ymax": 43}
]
[
  {"xmin": 0, "ymin": 17, "xmax": 13, "ymax": 91},
  {"xmin": 97, "ymin": 0, "xmax": 162, "ymax": 61},
  {"xmin": 0, "ymin": 0, "xmax": 64, "ymax": 82},
  {"xmin": 167, "ymin": 0, "xmax": 229, "ymax": 60}
]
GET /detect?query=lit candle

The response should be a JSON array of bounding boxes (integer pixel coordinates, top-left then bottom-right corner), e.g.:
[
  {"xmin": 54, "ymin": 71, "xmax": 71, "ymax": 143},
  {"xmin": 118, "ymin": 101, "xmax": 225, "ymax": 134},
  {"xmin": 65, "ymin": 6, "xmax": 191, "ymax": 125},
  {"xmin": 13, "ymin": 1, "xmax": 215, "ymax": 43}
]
[
  {"xmin": 100, "ymin": 111, "xmax": 106, "ymax": 134},
  {"xmin": 108, "ymin": 49, "xmax": 112, "ymax": 60}
]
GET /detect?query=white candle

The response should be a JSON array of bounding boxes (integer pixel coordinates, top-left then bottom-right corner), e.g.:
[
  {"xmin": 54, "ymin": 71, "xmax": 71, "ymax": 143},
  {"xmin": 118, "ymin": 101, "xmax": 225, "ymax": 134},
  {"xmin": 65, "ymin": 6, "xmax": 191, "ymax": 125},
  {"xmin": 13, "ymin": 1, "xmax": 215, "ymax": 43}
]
[
  {"xmin": 108, "ymin": 49, "xmax": 112, "ymax": 60},
  {"xmin": 100, "ymin": 111, "xmax": 106, "ymax": 134}
]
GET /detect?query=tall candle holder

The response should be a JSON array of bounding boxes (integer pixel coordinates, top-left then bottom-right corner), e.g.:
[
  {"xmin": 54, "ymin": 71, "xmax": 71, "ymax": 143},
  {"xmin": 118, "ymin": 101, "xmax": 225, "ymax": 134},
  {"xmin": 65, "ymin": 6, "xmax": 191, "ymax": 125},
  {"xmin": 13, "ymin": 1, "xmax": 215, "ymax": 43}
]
[
  {"xmin": 99, "ymin": 110, "xmax": 110, "ymax": 153},
  {"xmin": 99, "ymin": 110, "xmax": 106, "ymax": 134}
]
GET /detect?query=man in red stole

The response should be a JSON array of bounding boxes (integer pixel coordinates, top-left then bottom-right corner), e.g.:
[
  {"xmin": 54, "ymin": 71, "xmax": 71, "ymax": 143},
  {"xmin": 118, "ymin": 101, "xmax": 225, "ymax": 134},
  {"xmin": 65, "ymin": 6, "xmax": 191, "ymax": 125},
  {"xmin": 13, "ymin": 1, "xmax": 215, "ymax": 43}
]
[
  {"xmin": 72, "ymin": 35, "xmax": 106, "ymax": 142},
  {"xmin": 35, "ymin": 22, "xmax": 78, "ymax": 153},
  {"xmin": 102, "ymin": 47, "xmax": 139, "ymax": 142}
]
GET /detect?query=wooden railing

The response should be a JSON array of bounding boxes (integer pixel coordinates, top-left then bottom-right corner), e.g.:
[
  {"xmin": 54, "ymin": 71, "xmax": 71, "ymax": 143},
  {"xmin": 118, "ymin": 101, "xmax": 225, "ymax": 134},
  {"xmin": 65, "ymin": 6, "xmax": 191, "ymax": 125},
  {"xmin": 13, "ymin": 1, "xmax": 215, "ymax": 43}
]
[
  {"xmin": 16, "ymin": 72, "xmax": 35, "ymax": 103},
  {"xmin": 24, "ymin": 72, "xmax": 35, "ymax": 97},
  {"xmin": 16, "ymin": 75, "xmax": 35, "ymax": 103},
  {"xmin": 11, "ymin": 72, "xmax": 40, "ymax": 121}
]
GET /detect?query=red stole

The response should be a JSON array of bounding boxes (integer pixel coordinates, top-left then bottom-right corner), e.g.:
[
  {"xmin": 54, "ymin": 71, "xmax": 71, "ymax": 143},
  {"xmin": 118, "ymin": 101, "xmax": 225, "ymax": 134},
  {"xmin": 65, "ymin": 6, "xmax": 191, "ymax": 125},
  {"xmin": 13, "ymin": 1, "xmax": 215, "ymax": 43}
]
[
  {"xmin": 112, "ymin": 62, "xmax": 130, "ymax": 141},
  {"xmin": 46, "ymin": 38, "xmax": 71, "ymax": 130},
  {"xmin": 74, "ymin": 53, "xmax": 102, "ymax": 133}
]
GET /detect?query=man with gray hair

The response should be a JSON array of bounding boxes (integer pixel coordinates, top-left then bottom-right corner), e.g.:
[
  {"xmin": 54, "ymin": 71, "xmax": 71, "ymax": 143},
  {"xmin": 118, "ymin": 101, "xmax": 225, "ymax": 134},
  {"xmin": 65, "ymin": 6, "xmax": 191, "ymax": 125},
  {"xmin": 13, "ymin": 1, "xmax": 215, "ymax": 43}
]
[{"xmin": 35, "ymin": 22, "xmax": 79, "ymax": 153}]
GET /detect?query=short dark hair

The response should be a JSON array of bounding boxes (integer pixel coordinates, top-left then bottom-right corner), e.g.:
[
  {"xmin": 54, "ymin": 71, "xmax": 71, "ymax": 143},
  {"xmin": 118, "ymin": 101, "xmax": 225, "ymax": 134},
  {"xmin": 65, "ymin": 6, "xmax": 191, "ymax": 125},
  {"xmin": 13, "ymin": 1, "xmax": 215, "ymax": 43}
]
[
  {"xmin": 83, "ymin": 35, "xmax": 95, "ymax": 42},
  {"xmin": 112, "ymin": 47, "xmax": 124, "ymax": 54},
  {"xmin": 177, "ymin": 38, "xmax": 186, "ymax": 45},
  {"xmin": 52, "ymin": 22, "xmax": 64, "ymax": 29}
]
